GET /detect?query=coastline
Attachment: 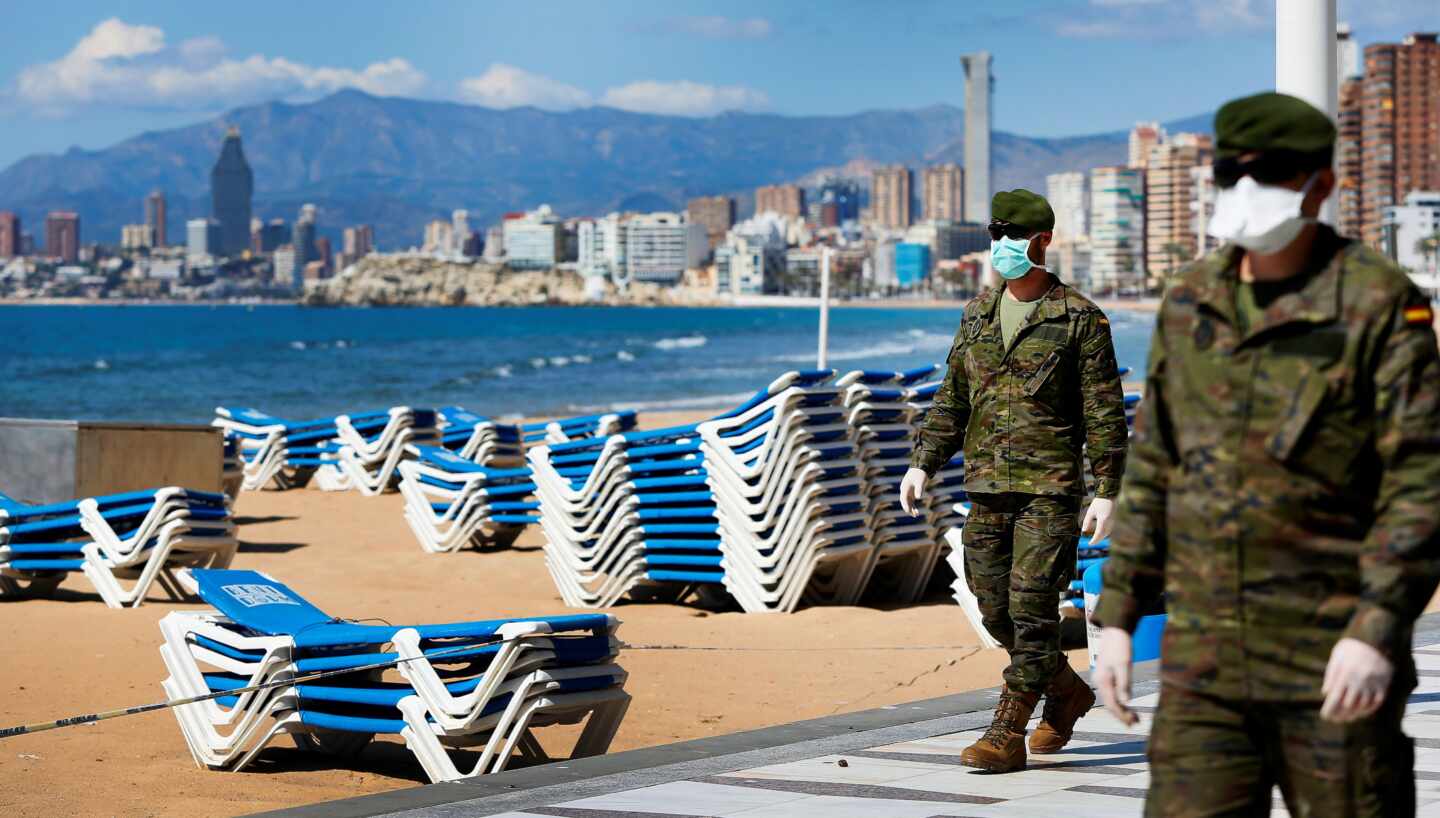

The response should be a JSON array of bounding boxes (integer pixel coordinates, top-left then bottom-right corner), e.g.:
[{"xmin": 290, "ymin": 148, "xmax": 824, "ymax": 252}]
[{"xmin": 0, "ymin": 294, "xmax": 1165, "ymax": 313}]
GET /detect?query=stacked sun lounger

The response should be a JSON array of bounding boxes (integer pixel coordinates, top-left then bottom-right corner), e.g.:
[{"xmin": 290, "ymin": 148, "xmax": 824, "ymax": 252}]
[
  {"xmin": 698, "ymin": 370, "xmax": 884, "ymax": 613},
  {"xmin": 522, "ymin": 410, "xmax": 640, "ymax": 447},
  {"xmin": 0, "ymin": 488, "xmax": 236, "ymax": 608},
  {"xmin": 529, "ymin": 413, "xmax": 731, "ymax": 609},
  {"xmin": 214, "ymin": 407, "xmax": 436, "ymax": 494},
  {"xmin": 315, "ymin": 408, "xmax": 443, "ymax": 496},
  {"xmin": 398, "ymin": 446, "xmax": 541, "ymax": 553},
  {"xmin": 159, "ymin": 569, "xmax": 630, "ymax": 782},
  {"xmin": 221, "ymin": 437, "xmax": 244, "ymax": 498},
  {"xmin": 838, "ymin": 367, "xmax": 959, "ymax": 604},
  {"xmin": 530, "ymin": 372, "xmax": 839, "ymax": 610}
]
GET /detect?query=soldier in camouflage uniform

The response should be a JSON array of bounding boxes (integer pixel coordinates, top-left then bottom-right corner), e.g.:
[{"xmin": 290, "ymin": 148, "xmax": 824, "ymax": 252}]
[
  {"xmin": 1092, "ymin": 92, "xmax": 1440, "ymax": 817},
  {"xmin": 904, "ymin": 189, "xmax": 1130, "ymax": 772}
]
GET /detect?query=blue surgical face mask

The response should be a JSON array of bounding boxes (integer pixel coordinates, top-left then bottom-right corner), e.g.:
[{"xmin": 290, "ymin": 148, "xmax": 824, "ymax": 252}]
[{"xmin": 990, "ymin": 236, "xmax": 1047, "ymax": 280}]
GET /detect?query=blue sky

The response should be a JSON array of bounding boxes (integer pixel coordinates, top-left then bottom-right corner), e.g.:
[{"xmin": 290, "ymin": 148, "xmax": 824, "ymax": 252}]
[{"xmin": 0, "ymin": 0, "xmax": 1432, "ymax": 168}]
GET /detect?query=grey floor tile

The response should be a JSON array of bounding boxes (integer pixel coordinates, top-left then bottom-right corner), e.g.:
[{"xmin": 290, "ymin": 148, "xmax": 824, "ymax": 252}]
[{"xmin": 552, "ymin": 781, "xmax": 808, "ymax": 816}]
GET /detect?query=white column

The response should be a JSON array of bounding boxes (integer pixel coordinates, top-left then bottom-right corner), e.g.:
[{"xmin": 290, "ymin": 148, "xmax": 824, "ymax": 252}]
[
  {"xmin": 817, "ymin": 247, "xmax": 832, "ymax": 369},
  {"xmin": 1275, "ymin": 0, "xmax": 1338, "ymax": 222}
]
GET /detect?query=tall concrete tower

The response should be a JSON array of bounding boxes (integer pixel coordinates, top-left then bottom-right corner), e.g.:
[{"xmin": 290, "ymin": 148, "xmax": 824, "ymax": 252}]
[
  {"xmin": 211, "ymin": 126, "xmax": 254, "ymax": 258},
  {"xmin": 961, "ymin": 51, "xmax": 993, "ymax": 223}
]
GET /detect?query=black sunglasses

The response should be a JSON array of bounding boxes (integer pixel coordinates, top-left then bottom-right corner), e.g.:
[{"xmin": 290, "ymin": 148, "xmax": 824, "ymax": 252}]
[
  {"xmin": 1212, "ymin": 150, "xmax": 1320, "ymax": 189},
  {"xmin": 987, "ymin": 221, "xmax": 1032, "ymax": 241}
]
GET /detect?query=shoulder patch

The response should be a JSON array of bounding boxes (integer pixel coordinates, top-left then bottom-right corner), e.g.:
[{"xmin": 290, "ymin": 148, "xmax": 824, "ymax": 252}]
[{"xmin": 1404, "ymin": 304, "xmax": 1433, "ymax": 326}]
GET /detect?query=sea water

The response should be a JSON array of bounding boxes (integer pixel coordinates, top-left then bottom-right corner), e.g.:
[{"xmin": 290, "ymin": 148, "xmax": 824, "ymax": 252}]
[{"xmin": 0, "ymin": 304, "xmax": 1155, "ymax": 423}]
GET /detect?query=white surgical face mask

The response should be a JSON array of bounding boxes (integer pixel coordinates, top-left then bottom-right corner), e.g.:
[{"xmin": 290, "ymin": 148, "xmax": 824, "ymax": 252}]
[{"xmin": 1207, "ymin": 173, "xmax": 1317, "ymax": 255}]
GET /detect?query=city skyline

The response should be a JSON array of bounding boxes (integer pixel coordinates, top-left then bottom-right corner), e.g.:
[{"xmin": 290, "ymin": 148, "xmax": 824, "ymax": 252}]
[{"xmin": 0, "ymin": 1, "xmax": 1433, "ymax": 168}]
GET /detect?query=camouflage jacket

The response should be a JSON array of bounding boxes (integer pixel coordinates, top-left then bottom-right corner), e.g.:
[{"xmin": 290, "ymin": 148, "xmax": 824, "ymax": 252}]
[
  {"xmin": 911, "ymin": 277, "xmax": 1129, "ymax": 498},
  {"xmin": 1094, "ymin": 225, "xmax": 1440, "ymax": 702}
]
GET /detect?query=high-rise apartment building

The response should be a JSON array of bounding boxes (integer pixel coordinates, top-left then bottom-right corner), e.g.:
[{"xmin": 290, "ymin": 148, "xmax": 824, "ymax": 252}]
[
  {"xmin": 252, "ymin": 219, "xmax": 288, "ymax": 254},
  {"xmin": 818, "ymin": 178, "xmax": 861, "ymax": 223},
  {"xmin": 1045, "ymin": 171, "xmax": 1089, "ymax": 240},
  {"xmin": 121, "ymin": 224, "xmax": 154, "ymax": 250},
  {"xmin": 686, "ymin": 195, "xmax": 736, "ymax": 251},
  {"xmin": 923, "ymin": 163, "xmax": 965, "ymax": 222},
  {"xmin": 314, "ymin": 236, "xmax": 333, "ymax": 276},
  {"xmin": 1189, "ymin": 164, "xmax": 1221, "ymax": 258},
  {"xmin": 755, "ymin": 184, "xmax": 806, "ymax": 218},
  {"xmin": 503, "ymin": 205, "xmax": 564, "ymax": 270},
  {"xmin": 1128, "ymin": 122, "xmax": 1166, "ymax": 170},
  {"xmin": 1089, "ymin": 166, "xmax": 1145, "ymax": 292},
  {"xmin": 0, "ymin": 211, "xmax": 19, "ymax": 257},
  {"xmin": 1360, "ymin": 34, "xmax": 1440, "ymax": 249},
  {"xmin": 210, "ymin": 127, "xmax": 253, "ymax": 257},
  {"xmin": 451, "ymin": 210, "xmax": 472, "ymax": 256},
  {"xmin": 1337, "ymin": 76, "xmax": 1366, "ymax": 239},
  {"xmin": 342, "ymin": 225, "xmax": 374, "ymax": 261},
  {"xmin": 1381, "ymin": 190, "xmax": 1440, "ymax": 272},
  {"xmin": 45, "ymin": 211, "xmax": 80, "ymax": 262},
  {"xmin": 187, "ymin": 217, "xmax": 220, "ymax": 261},
  {"xmin": 423, "ymin": 220, "xmax": 453, "ymax": 254},
  {"xmin": 293, "ymin": 206, "xmax": 317, "ymax": 268},
  {"xmin": 578, "ymin": 214, "xmax": 627, "ymax": 280},
  {"xmin": 871, "ymin": 165, "xmax": 913, "ymax": 229},
  {"xmin": 624, "ymin": 213, "xmax": 707, "ymax": 284},
  {"xmin": 146, "ymin": 190, "xmax": 167, "ymax": 247},
  {"xmin": 961, "ymin": 51, "xmax": 993, "ymax": 222},
  {"xmin": 1337, "ymin": 23, "xmax": 1363, "ymax": 86},
  {"xmin": 1145, "ymin": 133, "xmax": 1214, "ymax": 278}
]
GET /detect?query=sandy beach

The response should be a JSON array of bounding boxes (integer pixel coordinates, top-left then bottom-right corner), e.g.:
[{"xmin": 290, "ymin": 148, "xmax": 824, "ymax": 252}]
[{"xmin": 0, "ymin": 409, "xmax": 1066, "ymax": 818}]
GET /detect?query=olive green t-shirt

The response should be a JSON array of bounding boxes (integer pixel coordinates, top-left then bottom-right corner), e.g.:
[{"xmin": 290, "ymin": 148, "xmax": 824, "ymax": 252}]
[
  {"xmin": 1000, "ymin": 291, "xmax": 1042, "ymax": 349},
  {"xmin": 1234, "ymin": 273, "xmax": 1313, "ymax": 335}
]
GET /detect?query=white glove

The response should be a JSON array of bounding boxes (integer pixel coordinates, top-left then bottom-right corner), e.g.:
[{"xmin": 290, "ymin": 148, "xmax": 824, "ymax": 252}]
[
  {"xmin": 899, "ymin": 467, "xmax": 927, "ymax": 517},
  {"xmin": 1320, "ymin": 637, "xmax": 1393, "ymax": 723},
  {"xmin": 1094, "ymin": 626, "xmax": 1139, "ymax": 726},
  {"xmin": 1082, "ymin": 497, "xmax": 1115, "ymax": 544}
]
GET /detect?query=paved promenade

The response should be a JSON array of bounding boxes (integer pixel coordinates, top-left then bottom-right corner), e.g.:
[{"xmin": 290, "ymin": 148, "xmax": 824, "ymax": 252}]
[{"xmin": 261, "ymin": 616, "xmax": 1440, "ymax": 818}]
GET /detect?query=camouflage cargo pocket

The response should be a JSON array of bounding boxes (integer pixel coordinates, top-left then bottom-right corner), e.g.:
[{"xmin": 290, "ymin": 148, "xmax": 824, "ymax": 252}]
[
  {"xmin": 1265, "ymin": 373, "xmax": 1368, "ymax": 487},
  {"xmin": 1023, "ymin": 349, "xmax": 1063, "ymax": 397}
]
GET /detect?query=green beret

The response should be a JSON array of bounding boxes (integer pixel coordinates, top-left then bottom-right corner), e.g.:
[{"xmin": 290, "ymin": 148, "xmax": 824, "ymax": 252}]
[
  {"xmin": 1214, "ymin": 92, "xmax": 1336, "ymax": 158},
  {"xmin": 991, "ymin": 189, "xmax": 1055, "ymax": 233}
]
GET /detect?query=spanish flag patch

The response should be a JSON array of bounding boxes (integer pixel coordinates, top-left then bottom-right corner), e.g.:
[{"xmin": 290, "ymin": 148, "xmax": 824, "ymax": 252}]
[{"xmin": 1404, "ymin": 305, "xmax": 1433, "ymax": 325}]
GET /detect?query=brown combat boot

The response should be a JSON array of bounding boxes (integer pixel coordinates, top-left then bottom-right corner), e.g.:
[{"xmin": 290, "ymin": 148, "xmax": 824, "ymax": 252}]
[
  {"xmin": 1028, "ymin": 663, "xmax": 1096, "ymax": 754},
  {"xmin": 959, "ymin": 688, "xmax": 1040, "ymax": 772}
]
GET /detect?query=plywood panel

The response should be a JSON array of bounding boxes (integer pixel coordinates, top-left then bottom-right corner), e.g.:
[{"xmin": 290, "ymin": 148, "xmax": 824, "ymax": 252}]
[{"xmin": 75, "ymin": 425, "xmax": 223, "ymax": 496}]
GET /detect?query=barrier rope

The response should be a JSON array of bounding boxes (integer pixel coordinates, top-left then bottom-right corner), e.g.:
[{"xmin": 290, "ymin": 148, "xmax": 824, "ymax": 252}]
[{"xmin": 0, "ymin": 640, "xmax": 990, "ymax": 740}]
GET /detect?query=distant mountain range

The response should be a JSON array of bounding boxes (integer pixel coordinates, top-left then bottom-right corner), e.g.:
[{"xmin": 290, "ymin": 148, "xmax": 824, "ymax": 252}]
[{"xmin": 0, "ymin": 90, "xmax": 1213, "ymax": 251}]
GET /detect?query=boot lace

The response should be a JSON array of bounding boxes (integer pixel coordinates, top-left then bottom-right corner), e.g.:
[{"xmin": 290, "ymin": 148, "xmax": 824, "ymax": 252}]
[{"xmin": 980, "ymin": 696, "xmax": 1025, "ymax": 744}]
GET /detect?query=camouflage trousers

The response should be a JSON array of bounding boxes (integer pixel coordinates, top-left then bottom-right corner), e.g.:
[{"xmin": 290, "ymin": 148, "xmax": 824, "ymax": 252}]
[
  {"xmin": 1147, "ymin": 684, "xmax": 1415, "ymax": 817},
  {"xmin": 962, "ymin": 492, "xmax": 1079, "ymax": 693}
]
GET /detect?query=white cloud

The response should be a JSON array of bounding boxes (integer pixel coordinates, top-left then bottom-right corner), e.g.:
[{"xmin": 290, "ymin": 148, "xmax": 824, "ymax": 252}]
[
  {"xmin": 1058, "ymin": 0, "xmax": 1269, "ymax": 39},
  {"xmin": 70, "ymin": 18, "xmax": 165, "ymax": 61},
  {"xmin": 457, "ymin": 63, "xmax": 593, "ymax": 110},
  {"xmin": 656, "ymin": 16, "xmax": 773, "ymax": 39},
  {"xmin": 12, "ymin": 17, "xmax": 427, "ymax": 114},
  {"xmin": 599, "ymin": 80, "xmax": 770, "ymax": 116}
]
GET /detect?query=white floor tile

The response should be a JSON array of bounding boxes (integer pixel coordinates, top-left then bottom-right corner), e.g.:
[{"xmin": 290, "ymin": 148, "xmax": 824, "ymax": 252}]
[{"xmin": 555, "ymin": 780, "xmax": 810, "ymax": 815}]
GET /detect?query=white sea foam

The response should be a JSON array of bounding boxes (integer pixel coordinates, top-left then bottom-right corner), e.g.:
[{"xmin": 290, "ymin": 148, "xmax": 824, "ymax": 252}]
[
  {"xmin": 573, "ymin": 354, "xmax": 592, "ymax": 364},
  {"xmin": 771, "ymin": 339, "xmax": 917, "ymax": 363},
  {"xmin": 530, "ymin": 357, "xmax": 547, "ymax": 368},
  {"xmin": 289, "ymin": 341, "xmax": 307, "ymax": 350},
  {"xmin": 616, "ymin": 350, "xmax": 636, "ymax": 362},
  {"xmin": 335, "ymin": 339, "xmax": 350, "ymax": 349},
  {"xmin": 594, "ymin": 391, "xmax": 755, "ymax": 413},
  {"xmin": 494, "ymin": 365, "xmax": 513, "ymax": 378},
  {"xmin": 94, "ymin": 359, "xmax": 110, "ymax": 370},
  {"xmin": 653, "ymin": 335, "xmax": 707, "ymax": 350},
  {"xmin": 549, "ymin": 356, "xmax": 572, "ymax": 367}
]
